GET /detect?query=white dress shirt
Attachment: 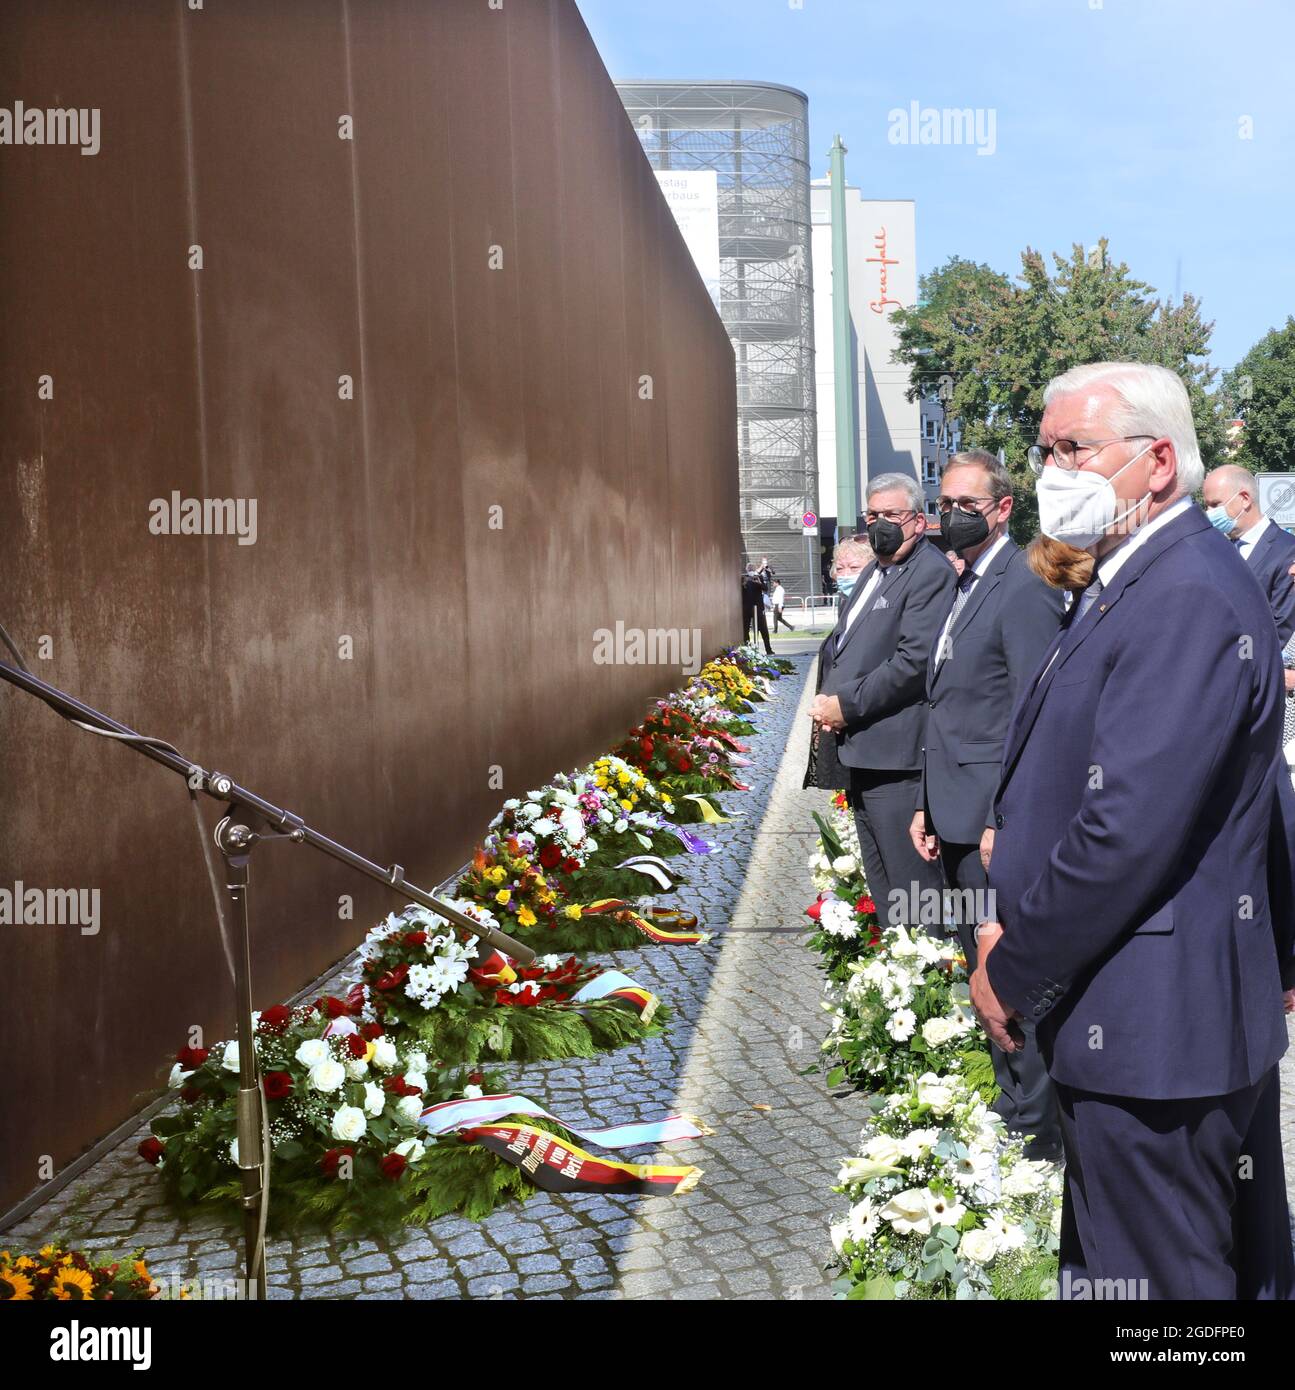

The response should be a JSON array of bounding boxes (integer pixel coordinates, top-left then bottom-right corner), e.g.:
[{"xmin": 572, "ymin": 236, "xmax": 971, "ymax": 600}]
[
  {"xmin": 1234, "ymin": 513, "xmax": 1271, "ymax": 563},
  {"xmin": 935, "ymin": 533, "xmax": 1008, "ymax": 657}
]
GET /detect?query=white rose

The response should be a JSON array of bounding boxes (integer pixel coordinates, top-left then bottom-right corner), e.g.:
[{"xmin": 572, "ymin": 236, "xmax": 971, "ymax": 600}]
[
  {"xmin": 921, "ymin": 1016, "xmax": 959, "ymax": 1048},
  {"xmin": 344, "ymin": 1057, "xmax": 368, "ymax": 1080},
  {"xmin": 405, "ymin": 1050, "xmax": 430, "ymax": 1074},
  {"xmin": 879, "ymin": 1187, "xmax": 934, "ymax": 1236},
  {"xmin": 862, "ymin": 1134, "xmax": 905, "ymax": 1168},
  {"xmin": 220, "ymin": 1041, "xmax": 240, "ymax": 1073},
  {"xmin": 404, "ymin": 1070, "xmax": 428, "ymax": 1092},
  {"xmin": 363, "ymin": 1081, "xmax": 385, "ymax": 1116},
  {"xmin": 831, "ymin": 855, "xmax": 857, "ymax": 876},
  {"xmin": 916, "ymin": 1072, "xmax": 957, "ymax": 1115},
  {"xmin": 371, "ymin": 1038, "xmax": 399, "ymax": 1071},
  {"xmin": 394, "ymin": 1137, "xmax": 426, "ymax": 1163},
  {"xmin": 309, "ymin": 1059, "xmax": 346, "ymax": 1093},
  {"xmin": 958, "ymin": 1228, "xmax": 998, "ymax": 1266},
  {"xmin": 463, "ymin": 1084, "xmax": 484, "ymax": 1100},
  {"xmin": 294, "ymin": 1038, "xmax": 328, "ymax": 1068},
  {"xmin": 397, "ymin": 1095, "xmax": 423, "ymax": 1122},
  {"xmin": 330, "ymin": 1105, "xmax": 368, "ymax": 1143}
]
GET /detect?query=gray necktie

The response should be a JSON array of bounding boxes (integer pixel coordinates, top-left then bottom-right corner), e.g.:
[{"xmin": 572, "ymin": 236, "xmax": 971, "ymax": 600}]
[
  {"xmin": 1074, "ymin": 575, "xmax": 1104, "ymax": 622},
  {"xmin": 936, "ymin": 571, "xmax": 977, "ymax": 666}
]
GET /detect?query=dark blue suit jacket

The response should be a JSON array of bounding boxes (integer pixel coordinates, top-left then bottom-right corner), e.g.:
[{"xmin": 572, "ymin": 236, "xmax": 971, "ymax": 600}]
[
  {"xmin": 919, "ymin": 540, "xmax": 1066, "ymax": 845},
  {"xmin": 1243, "ymin": 520, "xmax": 1295, "ymax": 645},
  {"xmin": 819, "ymin": 537, "xmax": 955, "ymax": 773},
  {"xmin": 985, "ymin": 505, "xmax": 1292, "ymax": 1100}
]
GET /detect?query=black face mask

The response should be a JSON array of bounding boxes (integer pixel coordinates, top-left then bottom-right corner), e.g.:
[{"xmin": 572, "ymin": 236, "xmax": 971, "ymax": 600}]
[
  {"xmin": 943, "ymin": 505, "xmax": 990, "ymax": 555},
  {"xmin": 867, "ymin": 517, "xmax": 906, "ymax": 558}
]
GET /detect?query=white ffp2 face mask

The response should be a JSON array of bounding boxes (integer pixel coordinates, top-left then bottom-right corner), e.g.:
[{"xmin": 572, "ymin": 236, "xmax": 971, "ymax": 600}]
[{"xmin": 1035, "ymin": 443, "xmax": 1155, "ymax": 549}]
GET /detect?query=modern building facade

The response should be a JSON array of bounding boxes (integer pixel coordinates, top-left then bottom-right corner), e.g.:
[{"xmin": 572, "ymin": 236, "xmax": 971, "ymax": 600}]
[
  {"xmin": 618, "ymin": 81, "xmax": 819, "ymax": 596},
  {"xmin": 810, "ymin": 176, "xmax": 927, "ymax": 520}
]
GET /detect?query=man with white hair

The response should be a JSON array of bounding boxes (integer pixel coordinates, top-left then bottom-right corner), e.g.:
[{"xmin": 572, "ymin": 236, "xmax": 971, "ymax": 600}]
[
  {"xmin": 970, "ymin": 361, "xmax": 1295, "ymax": 1299},
  {"xmin": 1202, "ymin": 463, "xmax": 1295, "ymax": 643},
  {"xmin": 810, "ymin": 474, "xmax": 954, "ymax": 927}
]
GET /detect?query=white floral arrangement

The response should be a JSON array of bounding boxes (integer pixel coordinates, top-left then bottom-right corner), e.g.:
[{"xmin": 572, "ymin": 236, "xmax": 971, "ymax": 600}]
[
  {"xmin": 820, "ymin": 925, "xmax": 978, "ymax": 1093},
  {"xmin": 830, "ymin": 1068, "xmax": 1062, "ymax": 1300}
]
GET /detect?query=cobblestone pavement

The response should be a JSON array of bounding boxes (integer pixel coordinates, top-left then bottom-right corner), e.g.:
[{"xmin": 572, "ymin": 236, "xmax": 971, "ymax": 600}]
[
  {"xmin": 8, "ymin": 652, "xmax": 1295, "ymax": 1298},
  {"xmin": 4, "ymin": 653, "xmax": 872, "ymax": 1300}
]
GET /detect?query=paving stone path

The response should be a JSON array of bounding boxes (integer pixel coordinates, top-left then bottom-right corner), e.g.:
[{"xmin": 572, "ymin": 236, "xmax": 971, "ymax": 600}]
[
  {"xmin": 8, "ymin": 648, "xmax": 1294, "ymax": 1299},
  {"xmin": 3, "ymin": 653, "xmax": 873, "ymax": 1300}
]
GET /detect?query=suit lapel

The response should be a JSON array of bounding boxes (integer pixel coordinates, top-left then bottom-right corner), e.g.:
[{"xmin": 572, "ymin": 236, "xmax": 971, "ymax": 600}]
[
  {"xmin": 835, "ymin": 559, "xmax": 907, "ymax": 658},
  {"xmin": 1245, "ymin": 524, "xmax": 1274, "ymax": 570},
  {"xmin": 930, "ymin": 541, "xmax": 1016, "ymax": 689}
]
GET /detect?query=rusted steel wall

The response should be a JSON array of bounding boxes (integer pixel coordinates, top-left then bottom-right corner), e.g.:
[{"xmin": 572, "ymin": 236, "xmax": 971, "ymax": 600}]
[{"xmin": 0, "ymin": 0, "xmax": 741, "ymax": 1214}]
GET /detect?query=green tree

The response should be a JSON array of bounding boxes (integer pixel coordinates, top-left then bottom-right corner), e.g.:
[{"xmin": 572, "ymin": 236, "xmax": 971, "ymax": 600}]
[
  {"xmin": 1219, "ymin": 318, "xmax": 1295, "ymax": 472},
  {"xmin": 893, "ymin": 240, "xmax": 1224, "ymax": 542}
]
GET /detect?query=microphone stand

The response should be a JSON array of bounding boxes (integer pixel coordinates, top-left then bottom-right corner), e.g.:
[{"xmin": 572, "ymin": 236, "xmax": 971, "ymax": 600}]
[{"xmin": 0, "ymin": 659, "xmax": 536, "ymax": 1299}]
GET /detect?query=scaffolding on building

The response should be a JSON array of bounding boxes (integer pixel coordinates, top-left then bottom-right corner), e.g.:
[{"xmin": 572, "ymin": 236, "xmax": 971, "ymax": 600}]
[{"xmin": 616, "ymin": 81, "xmax": 819, "ymax": 597}]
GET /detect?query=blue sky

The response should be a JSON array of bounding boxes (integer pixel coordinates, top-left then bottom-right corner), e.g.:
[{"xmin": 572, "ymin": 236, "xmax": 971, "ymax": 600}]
[{"xmin": 575, "ymin": 0, "xmax": 1295, "ymax": 372}]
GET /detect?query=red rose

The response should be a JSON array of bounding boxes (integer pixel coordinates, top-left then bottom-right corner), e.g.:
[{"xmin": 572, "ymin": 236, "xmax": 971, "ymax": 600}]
[
  {"xmin": 262, "ymin": 1071, "xmax": 294, "ymax": 1101},
  {"xmin": 361, "ymin": 1023, "xmax": 385, "ymax": 1041},
  {"xmin": 179, "ymin": 1084, "xmax": 202, "ymax": 1105},
  {"xmin": 403, "ymin": 931, "xmax": 428, "ymax": 947},
  {"xmin": 257, "ymin": 1005, "xmax": 292, "ymax": 1034},
  {"xmin": 345, "ymin": 1034, "xmax": 368, "ymax": 1058},
  {"xmin": 318, "ymin": 995, "xmax": 349, "ymax": 1018},
  {"xmin": 320, "ymin": 1146, "xmax": 354, "ymax": 1178},
  {"xmin": 538, "ymin": 844, "xmax": 563, "ymax": 870},
  {"xmin": 175, "ymin": 1045, "xmax": 208, "ymax": 1068},
  {"xmin": 138, "ymin": 1137, "xmax": 164, "ymax": 1166},
  {"xmin": 468, "ymin": 1071, "xmax": 484, "ymax": 1085},
  {"xmin": 676, "ymin": 756, "xmax": 692, "ymax": 773},
  {"xmin": 380, "ymin": 1153, "xmax": 407, "ymax": 1181}
]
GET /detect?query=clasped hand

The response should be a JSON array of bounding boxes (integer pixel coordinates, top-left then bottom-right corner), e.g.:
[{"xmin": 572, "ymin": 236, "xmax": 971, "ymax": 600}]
[{"xmin": 809, "ymin": 693, "xmax": 846, "ymax": 732}]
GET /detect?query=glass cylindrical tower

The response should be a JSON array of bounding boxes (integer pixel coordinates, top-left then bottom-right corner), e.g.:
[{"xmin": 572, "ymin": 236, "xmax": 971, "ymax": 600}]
[{"xmin": 616, "ymin": 81, "xmax": 819, "ymax": 597}]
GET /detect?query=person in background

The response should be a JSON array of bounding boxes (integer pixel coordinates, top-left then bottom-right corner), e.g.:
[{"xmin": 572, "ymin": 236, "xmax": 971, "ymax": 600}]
[
  {"xmin": 910, "ymin": 449, "xmax": 1066, "ymax": 1160},
  {"xmin": 770, "ymin": 578, "xmax": 794, "ymax": 634},
  {"xmin": 1202, "ymin": 465, "xmax": 1295, "ymax": 642},
  {"xmin": 810, "ymin": 474, "xmax": 955, "ymax": 929},
  {"xmin": 742, "ymin": 563, "xmax": 773, "ymax": 655}
]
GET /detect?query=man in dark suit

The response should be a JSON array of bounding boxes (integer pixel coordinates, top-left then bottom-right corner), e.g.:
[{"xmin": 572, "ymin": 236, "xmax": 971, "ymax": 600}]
[
  {"xmin": 908, "ymin": 449, "xmax": 1066, "ymax": 1158},
  {"xmin": 1203, "ymin": 464, "xmax": 1295, "ymax": 643},
  {"xmin": 741, "ymin": 565, "xmax": 772, "ymax": 655},
  {"xmin": 971, "ymin": 362, "xmax": 1295, "ymax": 1300},
  {"xmin": 811, "ymin": 473, "xmax": 954, "ymax": 927}
]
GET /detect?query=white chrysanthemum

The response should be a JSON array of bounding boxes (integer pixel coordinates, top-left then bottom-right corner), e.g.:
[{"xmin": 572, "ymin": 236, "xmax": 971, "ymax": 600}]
[
  {"xmin": 820, "ymin": 898, "xmax": 859, "ymax": 940},
  {"xmin": 331, "ymin": 1105, "xmax": 367, "ymax": 1142},
  {"xmin": 532, "ymin": 817, "xmax": 558, "ymax": 838}
]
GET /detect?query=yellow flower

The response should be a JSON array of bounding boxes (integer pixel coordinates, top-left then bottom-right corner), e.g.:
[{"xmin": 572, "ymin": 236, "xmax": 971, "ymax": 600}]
[
  {"xmin": 495, "ymin": 888, "xmax": 511, "ymax": 906},
  {"xmin": 38, "ymin": 1244, "xmax": 60, "ymax": 1260},
  {"xmin": 517, "ymin": 906, "xmax": 537, "ymax": 928},
  {"xmin": 14, "ymin": 1256, "xmax": 36, "ymax": 1271},
  {"xmin": 617, "ymin": 772, "xmax": 630, "ymax": 785},
  {"xmin": 0, "ymin": 1269, "xmax": 34, "ymax": 1300},
  {"xmin": 50, "ymin": 1267, "xmax": 95, "ymax": 1300},
  {"xmin": 133, "ymin": 1260, "xmax": 151, "ymax": 1281},
  {"xmin": 565, "ymin": 904, "xmax": 583, "ymax": 920},
  {"xmin": 620, "ymin": 800, "xmax": 633, "ymax": 813},
  {"xmin": 485, "ymin": 866, "xmax": 507, "ymax": 885}
]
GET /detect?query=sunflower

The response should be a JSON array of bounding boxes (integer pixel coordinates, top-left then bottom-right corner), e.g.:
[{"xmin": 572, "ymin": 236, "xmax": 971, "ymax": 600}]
[
  {"xmin": 49, "ymin": 1266, "xmax": 95, "ymax": 1300},
  {"xmin": 0, "ymin": 1268, "xmax": 34, "ymax": 1300}
]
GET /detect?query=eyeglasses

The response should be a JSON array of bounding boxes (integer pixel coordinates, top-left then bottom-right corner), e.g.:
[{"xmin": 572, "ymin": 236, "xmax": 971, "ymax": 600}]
[
  {"xmin": 935, "ymin": 495, "xmax": 994, "ymax": 515},
  {"xmin": 863, "ymin": 508, "xmax": 916, "ymax": 525},
  {"xmin": 1027, "ymin": 435, "xmax": 1156, "ymax": 475}
]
